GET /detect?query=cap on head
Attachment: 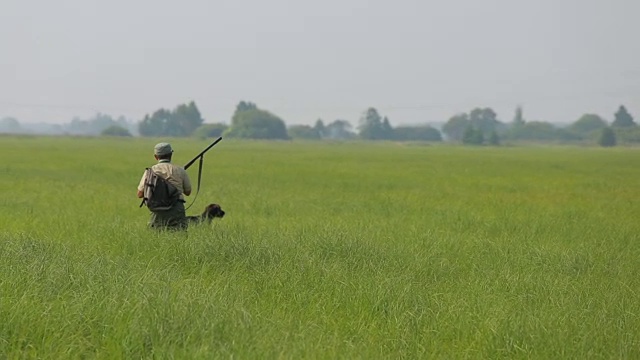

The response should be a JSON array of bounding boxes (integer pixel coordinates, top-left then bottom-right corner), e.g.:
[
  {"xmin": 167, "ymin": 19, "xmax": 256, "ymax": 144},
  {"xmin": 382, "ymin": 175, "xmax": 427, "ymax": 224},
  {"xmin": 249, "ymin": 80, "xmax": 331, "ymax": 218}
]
[{"xmin": 154, "ymin": 142, "xmax": 173, "ymax": 156}]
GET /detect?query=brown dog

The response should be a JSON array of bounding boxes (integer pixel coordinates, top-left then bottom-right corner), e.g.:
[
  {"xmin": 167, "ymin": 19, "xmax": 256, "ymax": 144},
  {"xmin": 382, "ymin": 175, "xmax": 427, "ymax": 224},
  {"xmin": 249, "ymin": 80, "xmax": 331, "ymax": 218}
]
[{"xmin": 186, "ymin": 203, "xmax": 225, "ymax": 225}]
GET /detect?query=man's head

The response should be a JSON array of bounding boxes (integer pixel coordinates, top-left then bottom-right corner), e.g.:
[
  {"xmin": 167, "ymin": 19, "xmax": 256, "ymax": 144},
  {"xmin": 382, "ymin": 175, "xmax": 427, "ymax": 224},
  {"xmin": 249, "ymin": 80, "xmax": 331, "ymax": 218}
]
[{"xmin": 154, "ymin": 142, "xmax": 173, "ymax": 160}]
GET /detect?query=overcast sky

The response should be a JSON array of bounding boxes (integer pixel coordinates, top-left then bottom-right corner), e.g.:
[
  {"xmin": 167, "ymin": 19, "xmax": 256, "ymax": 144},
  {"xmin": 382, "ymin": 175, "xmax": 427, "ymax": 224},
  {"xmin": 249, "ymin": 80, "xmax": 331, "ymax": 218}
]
[{"xmin": 1, "ymin": 0, "xmax": 639, "ymax": 126}]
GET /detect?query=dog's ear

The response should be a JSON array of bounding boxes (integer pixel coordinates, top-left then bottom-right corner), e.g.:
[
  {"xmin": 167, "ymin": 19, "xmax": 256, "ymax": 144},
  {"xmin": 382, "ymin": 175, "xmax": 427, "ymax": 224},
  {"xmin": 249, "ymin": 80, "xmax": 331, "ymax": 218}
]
[
  {"xmin": 200, "ymin": 204, "xmax": 212, "ymax": 218},
  {"xmin": 210, "ymin": 204, "xmax": 224, "ymax": 218}
]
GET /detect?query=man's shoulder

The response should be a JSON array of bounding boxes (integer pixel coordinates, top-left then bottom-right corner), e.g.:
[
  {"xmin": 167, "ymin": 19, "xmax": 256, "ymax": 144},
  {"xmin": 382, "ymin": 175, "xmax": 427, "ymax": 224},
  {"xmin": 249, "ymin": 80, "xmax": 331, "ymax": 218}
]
[
  {"xmin": 152, "ymin": 162, "xmax": 182, "ymax": 170},
  {"xmin": 172, "ymin": 163, "xmax": 188, "ymax": 174},
  {"xmin": 153, "ymin": 162, "xmax": 188, "ymax": 176}
]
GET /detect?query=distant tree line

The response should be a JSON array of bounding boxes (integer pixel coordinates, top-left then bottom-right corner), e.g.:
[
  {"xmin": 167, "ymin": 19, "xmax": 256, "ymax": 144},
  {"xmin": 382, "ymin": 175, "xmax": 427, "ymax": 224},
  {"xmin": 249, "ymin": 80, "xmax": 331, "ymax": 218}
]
[
  {"xmin": 0, "ymin": 113, "xmax": 136, "ymax": 136},
  {"xmin": 440, "ymin": 105, "xmax": 637, "ymax": 147},
  {"xmin": 134, "ymin": 101, "xmax": 442, "ymax": 142},
  {"xmin": 2, "ymin": 100, "xmax": 637, "ymax": 147},
  {"xmin": 225, "ymin": 105, "xmax": 441, "ymax": 142}
]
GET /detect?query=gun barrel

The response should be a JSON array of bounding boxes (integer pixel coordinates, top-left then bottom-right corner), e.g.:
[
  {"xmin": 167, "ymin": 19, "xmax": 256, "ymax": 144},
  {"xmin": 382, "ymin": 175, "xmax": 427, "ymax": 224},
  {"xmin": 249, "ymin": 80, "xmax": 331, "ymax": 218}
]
[{"xmin": 184, "ymin": 136, "xmax": 222, "ymax": 170}]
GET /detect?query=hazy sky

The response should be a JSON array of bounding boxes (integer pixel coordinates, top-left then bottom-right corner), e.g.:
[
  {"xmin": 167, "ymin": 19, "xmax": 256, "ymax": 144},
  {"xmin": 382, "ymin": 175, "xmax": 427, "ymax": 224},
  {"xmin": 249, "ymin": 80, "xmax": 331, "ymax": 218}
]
[{"xmin": 1, "ymin": 0, "xmax": 639, "ymax": 126}]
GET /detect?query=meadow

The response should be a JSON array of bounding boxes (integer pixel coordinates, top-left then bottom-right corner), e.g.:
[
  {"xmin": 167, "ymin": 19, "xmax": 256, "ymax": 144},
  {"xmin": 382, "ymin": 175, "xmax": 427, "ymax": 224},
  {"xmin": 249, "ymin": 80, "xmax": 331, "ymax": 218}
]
[{"xmin": 1, "ymin": 135, "xmax": 639, "ymax": 359}]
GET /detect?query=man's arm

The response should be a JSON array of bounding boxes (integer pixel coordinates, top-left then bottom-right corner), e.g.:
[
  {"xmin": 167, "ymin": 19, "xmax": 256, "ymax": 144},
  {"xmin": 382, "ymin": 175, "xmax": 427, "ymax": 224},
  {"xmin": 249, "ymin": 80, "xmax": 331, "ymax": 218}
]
[
  {"xmin": 182, "ymin": 168, "xmax": 192, "ymax": 196},
  {"xmin": 137, "ymin": 170, "xmax": 147, "ymax": 198}
]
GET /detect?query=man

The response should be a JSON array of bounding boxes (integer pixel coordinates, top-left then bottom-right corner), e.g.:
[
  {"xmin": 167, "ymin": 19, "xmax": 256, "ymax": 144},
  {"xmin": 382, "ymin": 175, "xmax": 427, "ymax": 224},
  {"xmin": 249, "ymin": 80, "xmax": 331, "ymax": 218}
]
[{"xmin": 137, "ymin": 142, "xmax": 192, "ymax": 230}]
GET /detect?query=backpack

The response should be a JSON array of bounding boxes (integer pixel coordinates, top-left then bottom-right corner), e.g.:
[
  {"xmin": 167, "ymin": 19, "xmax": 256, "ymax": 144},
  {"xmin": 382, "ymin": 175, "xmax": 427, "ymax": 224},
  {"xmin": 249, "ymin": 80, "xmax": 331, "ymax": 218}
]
[{"xmin": 140, "ymin": 168, "xmax": 179, "ymax": 211}]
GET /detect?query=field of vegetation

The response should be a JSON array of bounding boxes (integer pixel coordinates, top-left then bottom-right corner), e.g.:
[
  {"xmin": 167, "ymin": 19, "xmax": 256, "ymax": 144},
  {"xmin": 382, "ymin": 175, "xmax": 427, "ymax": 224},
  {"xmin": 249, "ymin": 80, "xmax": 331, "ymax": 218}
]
[{"xmin": 1, "ymin": 136, "xmax": 639, "ymax": 358}]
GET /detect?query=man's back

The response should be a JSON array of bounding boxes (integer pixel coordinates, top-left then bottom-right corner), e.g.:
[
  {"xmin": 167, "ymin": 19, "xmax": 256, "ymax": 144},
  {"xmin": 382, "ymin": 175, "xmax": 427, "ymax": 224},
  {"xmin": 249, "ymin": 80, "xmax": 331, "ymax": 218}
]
[{"xmin": 150, "ymin": 161, "xmax": 191, "ymax": 201}]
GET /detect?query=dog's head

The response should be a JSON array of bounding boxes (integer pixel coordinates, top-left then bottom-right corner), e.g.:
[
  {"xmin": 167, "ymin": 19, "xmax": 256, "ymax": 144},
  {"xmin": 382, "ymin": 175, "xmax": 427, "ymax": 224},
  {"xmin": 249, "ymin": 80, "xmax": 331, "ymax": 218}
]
[{"xmin": 202, "ymin": 203, "xmax": 225, "ymax": 220}]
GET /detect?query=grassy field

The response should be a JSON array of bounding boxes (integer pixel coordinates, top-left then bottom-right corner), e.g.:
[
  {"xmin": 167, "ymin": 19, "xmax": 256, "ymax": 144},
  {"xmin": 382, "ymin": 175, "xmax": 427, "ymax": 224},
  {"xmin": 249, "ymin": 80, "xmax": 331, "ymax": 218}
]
[{"xmin": 1, "ymin": 135, "xmax": 639, "ymax": 359}]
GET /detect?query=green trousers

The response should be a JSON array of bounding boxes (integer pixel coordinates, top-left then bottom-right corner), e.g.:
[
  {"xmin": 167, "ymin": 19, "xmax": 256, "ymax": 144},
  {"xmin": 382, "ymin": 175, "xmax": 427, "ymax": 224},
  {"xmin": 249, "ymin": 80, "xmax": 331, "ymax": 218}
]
[{"xmin": 148, "ymin": 201, "xmax": 187, "ymax": 230}]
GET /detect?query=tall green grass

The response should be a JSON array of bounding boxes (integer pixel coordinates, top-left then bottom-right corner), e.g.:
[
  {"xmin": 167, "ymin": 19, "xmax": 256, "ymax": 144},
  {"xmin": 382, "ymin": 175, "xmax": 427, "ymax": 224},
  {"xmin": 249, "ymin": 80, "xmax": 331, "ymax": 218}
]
[{"xmin": 1, "ymin": 136, "xmax": 639, "ymax": 358}]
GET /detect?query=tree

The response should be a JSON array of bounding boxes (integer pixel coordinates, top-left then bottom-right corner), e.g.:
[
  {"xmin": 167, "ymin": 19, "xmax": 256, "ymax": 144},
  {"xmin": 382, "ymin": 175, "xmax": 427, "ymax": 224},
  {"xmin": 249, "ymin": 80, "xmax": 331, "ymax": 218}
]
[
  {"xmin": 325, "ymin": 120, "xmax": 355, "ymax": 139},
  {"xmin": 192, "ymin": 123, "xmax": 228, "ymax": 139},
  {"xmin": 358, "ymin": 107, "xmax": 388, "ymax": 140},
  {"xmin": 612, "ymin": 127, "xmax": 640, "ymax": 144},
  {"xmin": 513, "ymin": 106, "xmax": 525, "ymax": 126},
  {"xmin": 393, "ymin": 125, "xmax": 442, "ymax": 141},
  {"xmin": 139, "ymin": 108, "xmax": 174, "ymax": 136},
  {"xmin": 611, "ymin": 105, "xmax": 635, "ymax": 128},
  {"xmin": 599, "ymin": 127, "xmax": 616, "ymax": 147},
  {"xmin": 138, "ymin": 102, "xmax": 204, "ymax": 137},
  {"xmin": 510, "ymin": 121, "xmax": 561, "ymax": 141},
  {"xmin": 313, "ymin": 119, "xmax": 326, "ymax": 138},
  {"xmin": 555, "ymin": 128, "xmax": 583, "ymax": 141},
  {"xmin": 442, "ymin": 113, "xmax": 469, "ymax": 141},
  {"xmin": 101, "ymin": 125, "xmax": 132, "ymax": 137},
  {"xmin": 570, "ymin": 114, "xmax": 608, "ymax": 135},
  {"xmin": 381, "ymin": 117, "xmax": 394, "ymax": 139},
  {"xmin": 469, "ymin": 107, "xmax": 501, "ymax": 135},
  {"xmin": 174, "ymin": 101, "xmax": 205, "ymax": 135},
  {"xmin": 63, "ymin": 113, "xmax": 134, "ymax": 136},
  {"xmin": 443, "ymin": 107, "xmax": 502, "ymax": 142},
  {"xmin": 488, "ymin": 131, "xmax": 500, "ymax": 146},
  {"xmin": 462, "ymin": 126, "xmax": 484, "ymax": 145},
  {"xmin": 288, "ymin": 125, "xmax": 321, "ymax": 139},
  {"xmin": 35, "ymin": 113, "xmax": 137, "ymax": 136},
  {"xmin": 0, "ymin": 117, "xmax": 21, "ymax": 133},
  {"xmin": 236, "ymin": 101, "xmax": 257, "ymax": 113},
  {"xmin": 225, "ymin": 102, "xmax": 289, "ymax": 140},
  {"xmin": 506, "ymin": 120, "xmax": 585, "ymax": 142}
]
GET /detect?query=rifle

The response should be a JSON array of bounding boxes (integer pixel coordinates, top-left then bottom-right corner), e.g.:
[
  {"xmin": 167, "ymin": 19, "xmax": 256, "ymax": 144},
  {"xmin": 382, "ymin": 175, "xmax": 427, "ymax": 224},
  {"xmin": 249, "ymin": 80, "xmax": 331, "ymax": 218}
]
[
  {"xmin": 183, "ymin": 136, "xmax": 223, "ymax": 209},
  {"xmin": 185, "ymin": 136, "xmax": 223, "ymax": 170}
]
